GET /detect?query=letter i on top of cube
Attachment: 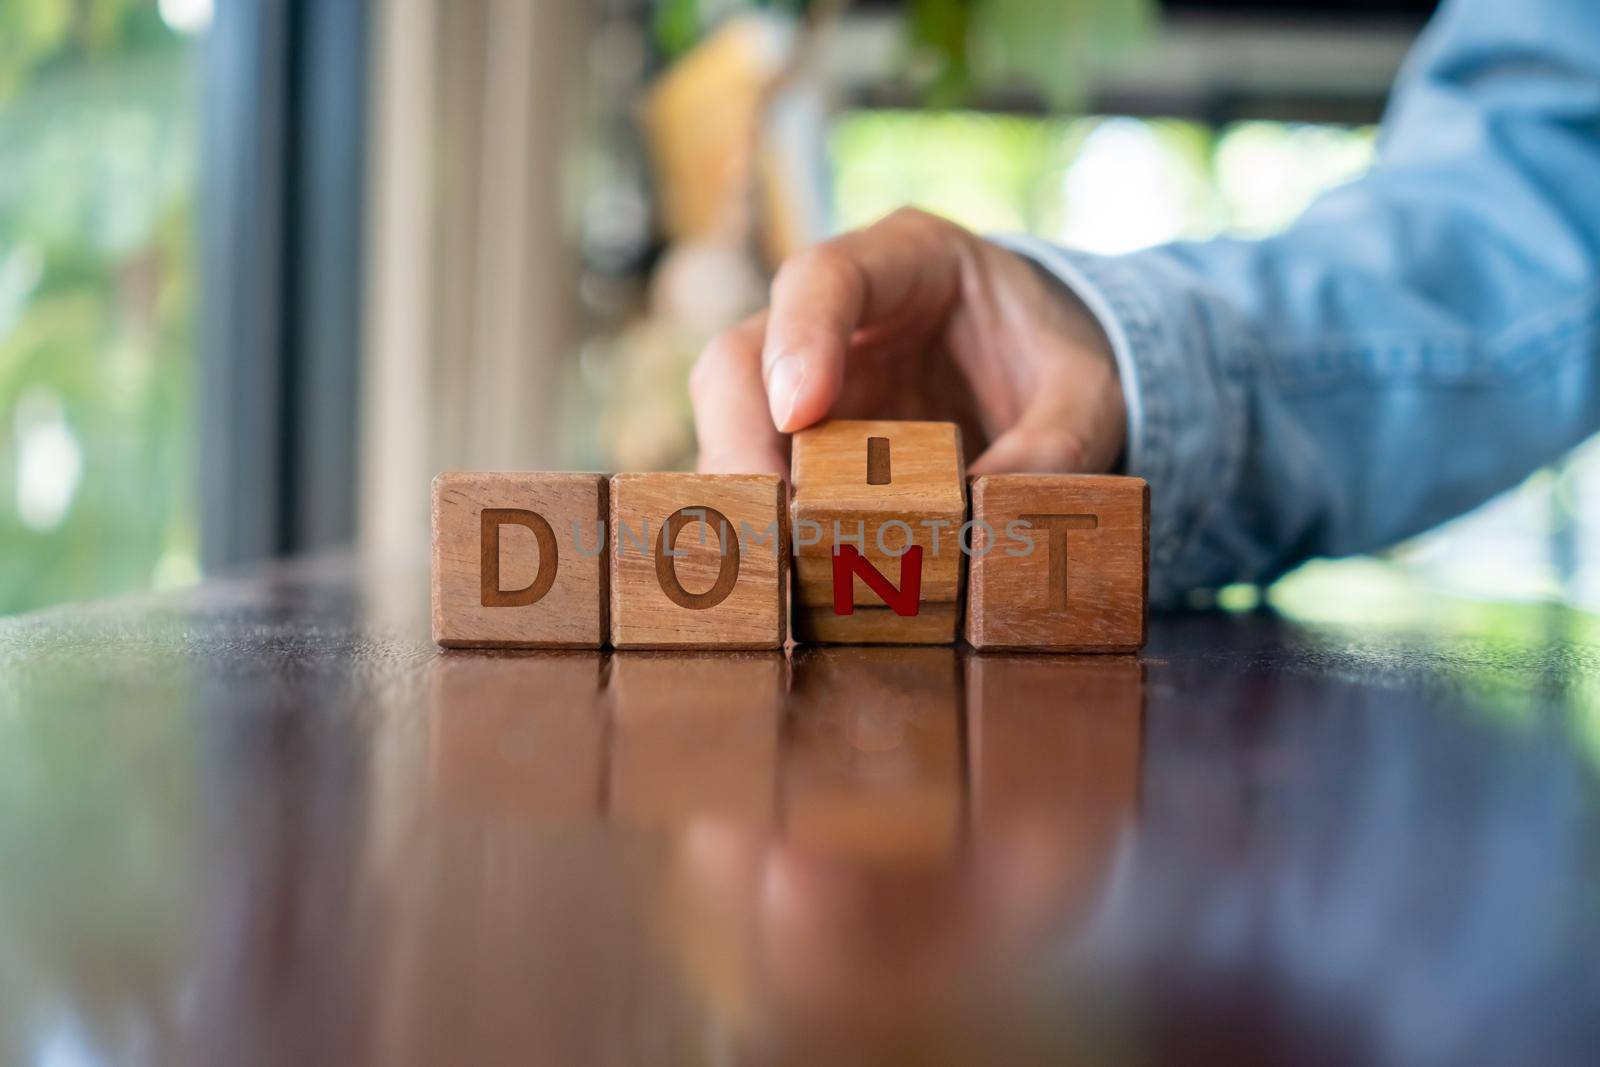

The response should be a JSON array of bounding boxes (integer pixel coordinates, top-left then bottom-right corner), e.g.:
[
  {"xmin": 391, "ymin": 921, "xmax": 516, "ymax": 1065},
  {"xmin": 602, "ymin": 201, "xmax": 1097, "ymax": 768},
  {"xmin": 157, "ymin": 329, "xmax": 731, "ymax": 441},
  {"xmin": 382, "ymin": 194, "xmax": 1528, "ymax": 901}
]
[{"xmin": 790, "ymin": 420, "xmax": 967, "ymax": 644}]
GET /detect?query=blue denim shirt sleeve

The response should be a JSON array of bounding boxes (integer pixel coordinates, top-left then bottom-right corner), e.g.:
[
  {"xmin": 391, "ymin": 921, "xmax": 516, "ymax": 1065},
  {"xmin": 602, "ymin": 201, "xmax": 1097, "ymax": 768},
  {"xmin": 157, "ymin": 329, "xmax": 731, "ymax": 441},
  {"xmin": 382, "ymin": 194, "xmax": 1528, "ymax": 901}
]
[{"xmin": 994, "ymin": 0, "xmax": 1600, "ymax": 607}]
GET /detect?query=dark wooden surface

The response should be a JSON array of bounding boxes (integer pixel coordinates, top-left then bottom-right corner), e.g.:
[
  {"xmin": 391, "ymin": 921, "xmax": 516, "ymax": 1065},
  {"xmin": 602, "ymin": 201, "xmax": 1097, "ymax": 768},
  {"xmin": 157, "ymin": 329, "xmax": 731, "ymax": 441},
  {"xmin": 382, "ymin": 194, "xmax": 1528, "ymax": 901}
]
[{"xmin": 2, "ymin": 555, "xmax": 1599, "ymax": 1066}]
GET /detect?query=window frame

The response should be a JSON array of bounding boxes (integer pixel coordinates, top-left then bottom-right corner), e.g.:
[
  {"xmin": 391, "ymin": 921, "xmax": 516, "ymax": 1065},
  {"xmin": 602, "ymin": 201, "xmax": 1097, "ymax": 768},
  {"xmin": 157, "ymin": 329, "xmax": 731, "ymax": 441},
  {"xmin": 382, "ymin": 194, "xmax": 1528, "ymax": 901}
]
[{"xmin": 198, "ymin": 0, "xmax": 370, "ymax": 568}]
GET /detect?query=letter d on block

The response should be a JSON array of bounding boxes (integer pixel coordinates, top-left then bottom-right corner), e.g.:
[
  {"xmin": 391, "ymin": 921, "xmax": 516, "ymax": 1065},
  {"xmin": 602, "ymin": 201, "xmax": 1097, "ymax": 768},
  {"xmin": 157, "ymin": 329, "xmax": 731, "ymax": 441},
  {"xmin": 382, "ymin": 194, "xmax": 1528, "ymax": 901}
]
[
  {"xmin": 432, "ymin": 472, "xmax": 608, "ymax": 649},
  {"xmin": 481, "ymin": 508, "xmax": 558, "ymax": 607}
]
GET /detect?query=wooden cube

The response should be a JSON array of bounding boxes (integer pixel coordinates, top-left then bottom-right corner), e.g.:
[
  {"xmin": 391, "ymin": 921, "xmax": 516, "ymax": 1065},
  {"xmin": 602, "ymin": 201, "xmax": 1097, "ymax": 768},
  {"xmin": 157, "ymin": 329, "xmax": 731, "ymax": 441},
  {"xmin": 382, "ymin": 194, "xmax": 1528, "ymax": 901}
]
[
  {"xmin": 790, "ymin": 420, "xmax": 966, "ymax": 644},
  {"xmin": 431, "ymin": 471, "xmax": 608, "ymax": 648},
  {"xmin": 609, "ymin": 473, "xmax": 788, "ymax": 649},
  {"xmin": 964, "ymin": 474, "xmax": 1148, "ymax": 652}
]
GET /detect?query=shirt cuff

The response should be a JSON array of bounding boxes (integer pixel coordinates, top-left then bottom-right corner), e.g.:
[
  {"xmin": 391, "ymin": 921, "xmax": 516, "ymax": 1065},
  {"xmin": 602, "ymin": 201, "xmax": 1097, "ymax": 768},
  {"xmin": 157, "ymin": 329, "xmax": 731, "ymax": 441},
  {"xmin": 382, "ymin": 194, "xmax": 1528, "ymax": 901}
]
[{"xmin": 988, "ymin": 234, "xmax": 1247, "ymax": 606}]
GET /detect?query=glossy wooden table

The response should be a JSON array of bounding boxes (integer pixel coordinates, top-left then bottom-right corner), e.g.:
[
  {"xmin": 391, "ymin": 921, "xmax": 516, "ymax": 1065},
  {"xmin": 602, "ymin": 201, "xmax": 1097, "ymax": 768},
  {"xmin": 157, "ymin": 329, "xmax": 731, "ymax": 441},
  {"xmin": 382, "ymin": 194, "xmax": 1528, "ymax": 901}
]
[{"xmin": 3, "ymin": 557, "xmax": 1598, "ymax": 1066}]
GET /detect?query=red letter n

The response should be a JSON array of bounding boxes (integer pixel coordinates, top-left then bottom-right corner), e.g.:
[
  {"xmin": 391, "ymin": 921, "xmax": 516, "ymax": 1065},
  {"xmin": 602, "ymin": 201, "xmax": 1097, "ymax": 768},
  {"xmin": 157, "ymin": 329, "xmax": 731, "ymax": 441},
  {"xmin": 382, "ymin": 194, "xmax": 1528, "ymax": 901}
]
[{"xmin": 832, "ymin": 544, "xmax": 922, "ymax": 617}]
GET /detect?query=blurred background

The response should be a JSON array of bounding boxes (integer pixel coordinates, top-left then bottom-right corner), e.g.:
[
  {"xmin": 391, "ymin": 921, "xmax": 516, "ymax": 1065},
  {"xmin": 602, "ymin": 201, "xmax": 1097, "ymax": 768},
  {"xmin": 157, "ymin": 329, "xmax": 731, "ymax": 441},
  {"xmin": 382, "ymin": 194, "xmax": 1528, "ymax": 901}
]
[{"xmin": 4, "ymin": 0, "xmax": 1596, "ymax": 629}]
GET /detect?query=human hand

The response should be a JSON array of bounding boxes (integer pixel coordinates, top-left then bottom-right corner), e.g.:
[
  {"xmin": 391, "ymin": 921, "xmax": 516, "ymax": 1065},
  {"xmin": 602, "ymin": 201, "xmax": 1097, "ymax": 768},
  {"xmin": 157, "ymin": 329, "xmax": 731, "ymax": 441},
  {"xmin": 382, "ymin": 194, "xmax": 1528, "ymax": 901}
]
[{"xmin": 690, "ymin": 208, "xmax": 1126, "ymax": 476}]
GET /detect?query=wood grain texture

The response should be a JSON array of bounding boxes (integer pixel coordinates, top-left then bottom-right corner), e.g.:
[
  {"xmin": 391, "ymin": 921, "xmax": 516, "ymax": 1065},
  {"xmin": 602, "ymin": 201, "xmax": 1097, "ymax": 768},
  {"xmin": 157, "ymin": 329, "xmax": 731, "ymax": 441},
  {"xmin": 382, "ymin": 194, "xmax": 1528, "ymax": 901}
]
[
  {"xmin": 431, "ymin": 472, "xmax": 608, "ymax": 648},
  {"xmin": 426, "ymin": 653, "xmax": 607, "ymax": 820},
  {"xmin": 609, "ymin": 474, "xmax": 788, "ymax": 649},
  {"xmin": 782, "ymin": 647, "xmax": 963, "ymax": 863},
  {"xmin": 964, "ymin": 474, "xmax": 1148, "ymax": 652},
  {"xmin": 607, "ymin": 652, "xmax": 785, "ymax": 828},
  {"xmin": 966, "ymin": 655, "xmax": 1142, "ymax": 907},
  {"xmin": 11, "ymin": 558, "xmax": 1600, "ymax": 1061},
  {"xmin": 790, "ymin": 420, "xmax": 967, "ymax": 644},
  {"xmin": 966, "ymin": 655, "xmax": 1143, "ymax": 833}
]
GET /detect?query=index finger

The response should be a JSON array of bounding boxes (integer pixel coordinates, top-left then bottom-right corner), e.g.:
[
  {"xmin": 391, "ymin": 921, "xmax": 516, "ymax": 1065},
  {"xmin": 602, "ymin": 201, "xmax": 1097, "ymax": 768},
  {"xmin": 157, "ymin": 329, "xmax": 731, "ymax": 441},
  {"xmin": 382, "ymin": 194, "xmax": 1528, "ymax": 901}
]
[
  {"xmin": 761, "ymin": 209, "xmax": 963, "ymax": 433},
  {"xmin": 691, "ymin": 312, "xmax": 787, "ymax": 475}
]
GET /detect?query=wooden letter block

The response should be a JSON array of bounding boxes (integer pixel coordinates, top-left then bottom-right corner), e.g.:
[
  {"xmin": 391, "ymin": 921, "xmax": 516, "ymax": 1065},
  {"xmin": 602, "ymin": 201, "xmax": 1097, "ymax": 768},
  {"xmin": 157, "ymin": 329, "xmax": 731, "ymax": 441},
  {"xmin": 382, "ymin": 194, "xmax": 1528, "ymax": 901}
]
[
  {"xmin": 609, "ymin": 473, "xmax": 788, "ymax": 649},
  {"xmin": 790, "ymin": 420, "xmax": 966, "ymax": 644},
  {"xmin": 431, "ymin": 471, "xmax": 607, "ymax": 648},
  {"xmin": 964, "ymin": 474, "xmax": 1148, "ymax": 652}
]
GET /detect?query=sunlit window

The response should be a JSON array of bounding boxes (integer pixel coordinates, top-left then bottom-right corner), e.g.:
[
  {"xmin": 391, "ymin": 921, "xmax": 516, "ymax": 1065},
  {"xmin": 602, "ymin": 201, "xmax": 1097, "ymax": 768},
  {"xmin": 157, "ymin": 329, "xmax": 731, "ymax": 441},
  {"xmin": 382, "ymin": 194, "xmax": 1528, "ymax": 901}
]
[
  {"xmin": 829, "ymin": 109, "xmax": 1376, "ymax": 250},
  {"xmin": 1054, "ymin": 118, "xmax": 1221, "ymax": 253},
  {"xmin": 1214, "ymin": 120, "xmax": 1376, "ymax": 236}
]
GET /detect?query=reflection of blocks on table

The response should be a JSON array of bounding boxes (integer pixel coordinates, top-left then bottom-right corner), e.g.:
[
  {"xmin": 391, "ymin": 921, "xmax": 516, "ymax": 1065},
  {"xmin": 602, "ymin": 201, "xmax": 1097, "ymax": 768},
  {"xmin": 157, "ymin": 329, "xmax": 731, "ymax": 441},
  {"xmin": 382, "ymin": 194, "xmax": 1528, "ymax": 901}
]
[
  {"xmin": 609, "ymin": 474, "xmax": 788, "ymax": 650},
  {"xmin": 965, "ymin": 654, "xmax": 1143, "ymax": 912},
  {"xmin": 964, "ymin": 474, "xmax": 1148, "ymax": 652},
  {"xmin": 782, "ymin": 647, "xmax": 963, "ymax": 863},
  {"xmin": 790, "ymin": 420, "xmax": 966, "ymax": 645},
  {"xmin": 431, "ymin": 472, "xmax": 608, "ymax": 648},
  {"xmin": 965, "ymin": 654, "xmax": 1143, "ymax": 833},
  {"xmin": 606, "ymin": 652, "xmax": 785, "ymax": 828},
  {"xmin": 426, "ymin": 653, "xmax": 608, "ymax": 821}
]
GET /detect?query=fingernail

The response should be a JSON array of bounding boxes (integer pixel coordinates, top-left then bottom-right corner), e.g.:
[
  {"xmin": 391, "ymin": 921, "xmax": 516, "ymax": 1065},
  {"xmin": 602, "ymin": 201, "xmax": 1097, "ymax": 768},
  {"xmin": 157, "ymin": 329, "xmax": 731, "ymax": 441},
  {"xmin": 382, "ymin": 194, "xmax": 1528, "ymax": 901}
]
[{"xmin": 767, "ymin": 355, "xmax": 806, "ymax": 431}]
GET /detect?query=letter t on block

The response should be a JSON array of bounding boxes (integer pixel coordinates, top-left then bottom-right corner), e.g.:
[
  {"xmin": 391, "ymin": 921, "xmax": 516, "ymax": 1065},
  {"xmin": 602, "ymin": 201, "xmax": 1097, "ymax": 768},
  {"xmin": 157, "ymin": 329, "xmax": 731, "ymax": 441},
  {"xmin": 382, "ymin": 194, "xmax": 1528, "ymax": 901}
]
[
  {"xmin": 431, "ymin": 472, "xmax": 609, "ymax": 648},
  {"xmin": 964, "ymin": 474, "xmax": 1148, "ymax": 652}
]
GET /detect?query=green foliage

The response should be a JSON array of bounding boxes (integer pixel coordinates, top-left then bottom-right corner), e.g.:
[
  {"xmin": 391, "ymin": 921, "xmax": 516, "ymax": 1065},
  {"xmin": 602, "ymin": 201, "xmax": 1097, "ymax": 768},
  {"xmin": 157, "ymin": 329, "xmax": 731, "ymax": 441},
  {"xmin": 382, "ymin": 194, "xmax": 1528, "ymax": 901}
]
[
  {"xmin": 652, "ymin": 0, "xmax": 816, "ymax": 60},
  {"xmin": 0, "ymin": 3, "xmax": 198, "ymax": 614},
  {"xmin": 652, "ymin": 0, "xmax": 702, "ymax": 60},
  {"xmin": 960, "ymin": 0, "xmax": 1152, "ymax": 107},
  {"xmin": 905, "ymin": 0, "xmax": 973, "ymax": 106},
  {"xmin": 0, "ymin": 0, "xmax": 71, "ymax": 100},
  {"xmin": 911, "ymin": 0, "xmax": 1154, "ymax": 107},
  {"xmin": 649, "ymin": 0, "xmax": 1154, "ymax": 106},
  {"xmin": 831, "ymin": 108, "xmax": 1076, "ymax": 232},
  {"xmin": 0, "ymin": 0, "xmax": 164, "ymax": 102}
]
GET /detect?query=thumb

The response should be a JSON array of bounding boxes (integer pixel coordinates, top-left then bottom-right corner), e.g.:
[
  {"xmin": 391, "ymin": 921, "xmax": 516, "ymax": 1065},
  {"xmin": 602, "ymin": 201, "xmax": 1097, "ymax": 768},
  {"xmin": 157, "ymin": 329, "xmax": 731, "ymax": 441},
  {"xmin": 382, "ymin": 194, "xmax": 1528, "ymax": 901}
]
[{"xmin": 761, "ymin": 244, "xmax": 860, "ymax": 433}]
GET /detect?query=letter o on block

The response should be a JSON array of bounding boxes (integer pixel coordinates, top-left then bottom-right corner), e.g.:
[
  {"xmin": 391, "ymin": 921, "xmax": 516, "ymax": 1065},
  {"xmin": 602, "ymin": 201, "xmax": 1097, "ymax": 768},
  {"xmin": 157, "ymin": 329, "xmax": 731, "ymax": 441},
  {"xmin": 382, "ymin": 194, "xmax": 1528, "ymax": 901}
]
[
  {"xmin": 655, "ymin": 506, "xmax": 740, "ymax": 609},
  {"xmin": 610, "ymin": 474, "xmax": 788, "ymax": 650}
]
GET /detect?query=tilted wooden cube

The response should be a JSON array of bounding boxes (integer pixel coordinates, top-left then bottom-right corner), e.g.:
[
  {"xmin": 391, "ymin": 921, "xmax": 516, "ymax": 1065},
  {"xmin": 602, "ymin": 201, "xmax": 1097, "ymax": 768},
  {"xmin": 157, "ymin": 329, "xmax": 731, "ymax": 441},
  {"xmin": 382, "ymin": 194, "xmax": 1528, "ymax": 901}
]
[
  {"xmin": 608, "ymin": 473, "xmax": 788, "ymax": 649},
  {"xmin": 431, "ymin": 472, "xmax": 608, "ymax": 648},
  {"xmin": 963, "ymin": 474, "xmax": 1148, "ymax": 652},
  {"xmin": 790, "ymin": 420, "xmax": 966, "ymax": 644}
]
